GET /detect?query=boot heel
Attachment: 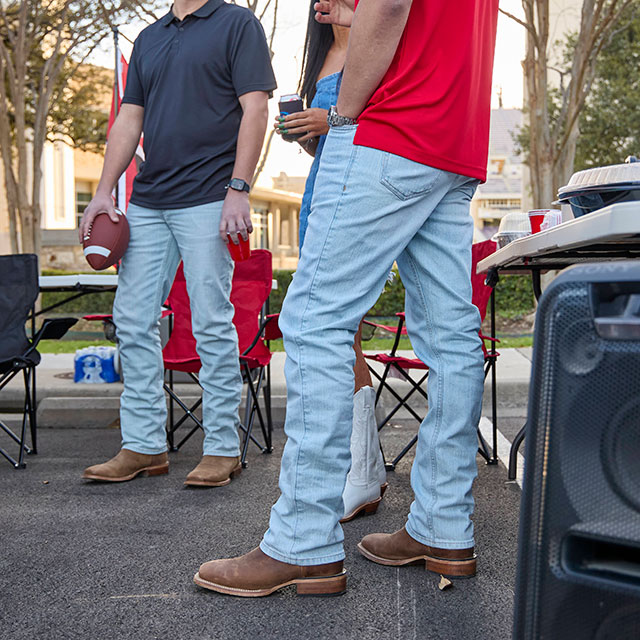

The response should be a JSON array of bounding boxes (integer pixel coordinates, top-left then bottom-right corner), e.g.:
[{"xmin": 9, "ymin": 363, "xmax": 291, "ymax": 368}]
[
  {"xmin": 230, "ymin": 466, "xmax": 242, "ymax": 479},
  {"xmin": 364, "ymin": 498, "xmax": 381, "ymax": 515},
  {"xmin": 380, "ymin": 482, "xmax": 389, "ymax": 498},
  {"xmin": 296, "ymin": 572, "xmax": 347, "ymax": 596},
  {"xmin": 143, "ymin": 464, "xmax": 169, "ymax": 477},
  {"xmin": 424, "ymin": 556, "xmax": 477, "ymax": 578}
]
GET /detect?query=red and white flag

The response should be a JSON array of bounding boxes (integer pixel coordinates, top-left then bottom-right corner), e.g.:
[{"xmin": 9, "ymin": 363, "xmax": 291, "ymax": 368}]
[{"xmin": 108, "ymin": 49, "xmax": 144, "ymax": 212}]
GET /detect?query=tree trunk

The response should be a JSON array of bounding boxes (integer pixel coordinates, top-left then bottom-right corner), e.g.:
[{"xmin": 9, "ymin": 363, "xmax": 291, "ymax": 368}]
[
  {"xmin": 555, "ymin": 119, "xmax": 580, "ymax": 194},
  {"xmin": 19, "ymin": 204, "xmax": 37, "ymax": 255}
]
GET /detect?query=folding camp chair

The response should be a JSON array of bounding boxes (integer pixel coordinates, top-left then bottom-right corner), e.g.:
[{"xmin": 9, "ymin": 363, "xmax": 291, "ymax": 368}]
[
  {"xmin": 164, "ymin": 249, "xmax": 281, "ymax": 468},
  {"xmin": 0, "ymin": 254, "xmax": 76, "ymax": 468},
  {"xmin": 364, "ymin": 240, "xmax": 499, "ymax": 470}
]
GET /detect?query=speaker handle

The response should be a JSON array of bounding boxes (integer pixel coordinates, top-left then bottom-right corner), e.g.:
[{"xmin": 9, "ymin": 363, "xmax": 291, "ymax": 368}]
[
  {"xmin": 592, "ymin": 284, "xmax": 640, "ymax": 339},
  {"xmin": 563, "ymin": 532, "xmax": 640, "ymax": 590}
]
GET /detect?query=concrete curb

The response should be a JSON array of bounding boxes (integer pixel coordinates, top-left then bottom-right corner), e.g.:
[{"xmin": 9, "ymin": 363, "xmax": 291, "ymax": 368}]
[{"xmin": 2, "ymin": 348, "xmax": 533, "ymax": 429}]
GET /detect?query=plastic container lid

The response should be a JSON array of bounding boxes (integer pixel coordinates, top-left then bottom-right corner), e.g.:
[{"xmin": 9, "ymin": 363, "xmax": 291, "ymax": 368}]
[
  {"xmin": 496, "ymin": 211, "xmax": 532, "ymax": 234},
  {"xmin": 558, "ymin": 157, "xmax": 640, "ymax": 197}
]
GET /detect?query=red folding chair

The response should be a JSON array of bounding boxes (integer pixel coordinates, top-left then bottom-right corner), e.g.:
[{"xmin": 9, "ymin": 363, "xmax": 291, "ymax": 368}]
[
  {"xmin": 364, "ymin": 240, "xmax": 499, "ymax": 470},
  {"xmin": 164, "ymin": 249, "xmax": 281, "ymax": 468}
]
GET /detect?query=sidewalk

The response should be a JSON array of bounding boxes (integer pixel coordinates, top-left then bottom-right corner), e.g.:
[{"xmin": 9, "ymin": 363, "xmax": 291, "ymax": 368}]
[{"xmin": 1, "ymin": 348, "xmax": 533, "ymax": 430}]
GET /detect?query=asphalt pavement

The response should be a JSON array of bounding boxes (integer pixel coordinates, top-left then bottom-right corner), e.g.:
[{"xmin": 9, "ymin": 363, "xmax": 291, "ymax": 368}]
[
  {"xmin": 0, "ymin": 424, "xmax": 522, "ymax": 640},
  {"xmin": 0, "ymin": 349, "xmax": 530, "ymax": 639}
]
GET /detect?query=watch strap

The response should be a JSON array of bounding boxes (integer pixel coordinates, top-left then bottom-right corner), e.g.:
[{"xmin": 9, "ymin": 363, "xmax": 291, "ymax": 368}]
[
  {"xmin": 327, "ymin": 106, "xmax": 357, "ymax": 127},
  {"xmin": 227, "ymin": 178, "xmax": 251, "ymax": 193}
]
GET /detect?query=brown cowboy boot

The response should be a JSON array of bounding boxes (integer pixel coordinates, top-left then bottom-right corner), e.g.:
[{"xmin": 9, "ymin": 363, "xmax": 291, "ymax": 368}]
[
  {"xmin": 82, "ymin": 449, "xmax": 168, "ymax": 482},
  {"xmin": 358, "ymin": 527, "xmax": 476, "ymax": 577},
  {"xmin": 194, "ymin": 547, "xmax": 347, "ymax": 597},
  {"xmin": 184, "ymin": 455, "xmax": 242, "ymax": 487}
]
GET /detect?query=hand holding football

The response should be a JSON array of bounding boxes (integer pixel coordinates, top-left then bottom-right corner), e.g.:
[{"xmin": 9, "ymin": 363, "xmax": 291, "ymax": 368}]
[{"xmin": 82, "ymin": 210, "xmax": 130, "ymax": 271}]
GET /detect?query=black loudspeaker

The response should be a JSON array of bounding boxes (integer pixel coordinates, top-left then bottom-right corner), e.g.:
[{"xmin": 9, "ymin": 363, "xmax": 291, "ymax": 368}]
[{"xmin": 514, "ymin": 262, "xmax": 640, "ymax": 639}]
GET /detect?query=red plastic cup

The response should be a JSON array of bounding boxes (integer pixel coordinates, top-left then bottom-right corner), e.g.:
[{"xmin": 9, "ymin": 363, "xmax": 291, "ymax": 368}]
[
  {"xmin": 227, "ymin": 235, "xmax": 251, "ymax": 262},
  {"xmin": 528, "ymin": 209, "xmax": 549, "ymax": 234}
]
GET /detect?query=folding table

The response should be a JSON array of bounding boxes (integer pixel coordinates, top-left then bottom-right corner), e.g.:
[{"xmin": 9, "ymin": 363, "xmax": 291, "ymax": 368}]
[{"xmin": 477, "ymin": 201, "xmax": 640, "ymax": 479}]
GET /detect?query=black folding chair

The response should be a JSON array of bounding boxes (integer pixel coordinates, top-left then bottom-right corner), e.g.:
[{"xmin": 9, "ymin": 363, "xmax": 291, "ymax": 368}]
[{"xmin": 0, "ymin": 254, "xmax": 77, "ymax": 469}]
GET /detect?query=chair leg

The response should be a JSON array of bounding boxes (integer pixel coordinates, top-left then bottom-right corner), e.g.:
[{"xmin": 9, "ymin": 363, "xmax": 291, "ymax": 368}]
[
  {"xmin": 0, "ymin": 368, "xmax": 34, "ymax": 469},
  {"xmin": 388, "ymin": 435, "xmax": 418, "ymax": 470},
  {"xmin": 263, "ymin": 363, "xmax": 273, "ymax": 452},
  {"xmin": 250, "ymin": 368, "xmax": 269, "ymax": 448},
  {"xmin": 28, "ymin": 367, "xmax": 37, "ymax": 455},
  {"xmin": 167, "ymin": 369, "xmax": 177, "ymax": 452},
  {"xmin": 508, "ymin": 423, "xmax": 526, "ymax": 481},
  {"xmin": 373, "ymin": 363, "xmax": 392, "ymax": 405},
  {"xmin": 163, "ymin": 382, "xmax": 204, "ymax": 450},
  {"xmin": 239, "ymin": 364, "xmax": 270, "ymax": 468},
  {"xmin": 477, "ymin": 427, "xmax": 492, "ymax": 464},
  {"xmin": 368, "ymin": 367, "xmax": 426, "ymax": 429}
]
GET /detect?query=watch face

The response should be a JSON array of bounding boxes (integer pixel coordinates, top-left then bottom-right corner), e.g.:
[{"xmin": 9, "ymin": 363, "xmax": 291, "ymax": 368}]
[{"xmin": 229, "ymin": 179, "xmax": 249, "ymax": 192}]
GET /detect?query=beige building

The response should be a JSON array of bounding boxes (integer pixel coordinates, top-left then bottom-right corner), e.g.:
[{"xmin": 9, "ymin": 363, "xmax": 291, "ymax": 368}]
[
  {"xmin": 0, "ymin": 140, "xmax": 302, "ymax": 271},
  {"xmin": 470, "ymin": 108, "xmax": 524, "ymax": 240}
]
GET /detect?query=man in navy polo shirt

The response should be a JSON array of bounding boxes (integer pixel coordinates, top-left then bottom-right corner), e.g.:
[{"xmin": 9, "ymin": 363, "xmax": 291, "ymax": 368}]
[{"xmin": 79, "ymin": 0, "xmax": 276, "ymax": 487}]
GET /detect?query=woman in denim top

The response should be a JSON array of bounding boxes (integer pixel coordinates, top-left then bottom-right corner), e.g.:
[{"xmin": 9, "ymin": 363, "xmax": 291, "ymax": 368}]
[
  {"xmin": 274, "ymin": 2, "xmax": 388, "ymax": 522},
  {"xmin": 274, "ymin": 5, "xmax": 348, "ymax": 251}
]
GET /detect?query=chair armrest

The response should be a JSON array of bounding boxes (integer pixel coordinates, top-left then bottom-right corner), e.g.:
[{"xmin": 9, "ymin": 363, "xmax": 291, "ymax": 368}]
[
  {"xmin": 363, "ymin": 319, "xmax": 401, "ymax": 334},
  {"xmin": 263, "ymin": 314, "xmax": 282, "ymax": 341},
  {"xmin": 37, "ymin": 317, "xmax": 78, "ymax": 342},
  {"xmin": 22, "ymin": 317, "xmax": 78, "ymax": 361},
  {"xmin": 241, "ymin": 314, "xmax": 281, "ymax": 357}
]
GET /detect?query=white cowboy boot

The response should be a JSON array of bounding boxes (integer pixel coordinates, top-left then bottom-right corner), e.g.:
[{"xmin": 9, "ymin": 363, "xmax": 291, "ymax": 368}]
[{"xmin": 341, "ymin": 386, "xmax": 388, "ymax": 522}]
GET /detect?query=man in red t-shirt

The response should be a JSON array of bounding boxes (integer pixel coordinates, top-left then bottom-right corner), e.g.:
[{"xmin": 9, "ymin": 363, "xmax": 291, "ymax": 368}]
[{"xmin": 194, "ymin": 0, "xmax": 499, "ymax": 597}]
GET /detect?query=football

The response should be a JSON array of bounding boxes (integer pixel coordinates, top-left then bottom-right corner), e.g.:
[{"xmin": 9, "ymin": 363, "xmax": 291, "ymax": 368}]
[{"xmin": 83, "ymin": 210, "xmax": 130, "ymax": 271}]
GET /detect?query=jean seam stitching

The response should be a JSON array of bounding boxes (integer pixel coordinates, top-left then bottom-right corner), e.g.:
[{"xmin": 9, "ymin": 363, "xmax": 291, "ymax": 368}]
[
  {"xmin": 287, "ymin": 138, "xmax": 360, "ymax": 559},
  {"xmin": 117, "ymin": 210, "xmax": 175, "ymax": 451},
  {"xmin": 406, "ymin": 250, "xmax": 444, "ymax": 544}
]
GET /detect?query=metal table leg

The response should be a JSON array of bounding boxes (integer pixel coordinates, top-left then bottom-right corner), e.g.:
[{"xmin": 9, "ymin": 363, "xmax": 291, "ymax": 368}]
[{"xmin": 509, "ymin": 423, "xmax": 527, "ymax": 480}]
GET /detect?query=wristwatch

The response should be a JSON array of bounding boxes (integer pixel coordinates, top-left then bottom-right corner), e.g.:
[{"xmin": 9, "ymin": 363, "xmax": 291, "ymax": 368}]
[
  {"xmin": 226, "ymin": 178, "xmax": 251, "ymax": 193},
  {"xmin": 327, "ymin": 105, "xmax": 357, "ymax": 128}
]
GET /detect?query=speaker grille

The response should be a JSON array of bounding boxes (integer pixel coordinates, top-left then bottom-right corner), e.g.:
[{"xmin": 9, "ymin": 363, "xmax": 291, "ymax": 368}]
[{"xmin": 514, "ymin": 269, "xmax": 640, "ymax": 639}]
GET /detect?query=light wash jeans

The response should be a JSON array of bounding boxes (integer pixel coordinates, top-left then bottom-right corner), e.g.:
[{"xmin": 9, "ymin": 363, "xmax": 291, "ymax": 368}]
[
  {"xmin": 112, "ymin": 201, "xmax": 242, "ymax": 458},
  {"xmin": 261, "ymin": 126, "xmax": 483, "ymax": 565}
]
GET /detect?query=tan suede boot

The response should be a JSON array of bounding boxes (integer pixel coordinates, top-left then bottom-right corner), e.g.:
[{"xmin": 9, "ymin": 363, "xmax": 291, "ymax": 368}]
[
  {"xmin": 194, "ymin": 547, "xmax": 346, "ymax": 597},
  {"xmin": 184, "ymin": 455, "xmax": 241, "ymax": 487},
  {"xmin": 82, "ymin": 449, "xmax": 169, "ymax": 482},
  {"xmin": 358, "ymin": 527, "xmax": 476, "ymax": 577}
]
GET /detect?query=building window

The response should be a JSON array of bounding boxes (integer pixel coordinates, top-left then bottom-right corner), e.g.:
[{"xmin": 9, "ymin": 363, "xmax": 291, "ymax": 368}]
[
  {"xmin": 251, "ymin": 206, "xmax": 269, "ymax": 249},
  {"xmin": 76, "ymin": 191, "xmax": 92, "ymax": 227},
  {"xmin": 484, "ymin": 198, "xmax": 521, "ymax": 209}
]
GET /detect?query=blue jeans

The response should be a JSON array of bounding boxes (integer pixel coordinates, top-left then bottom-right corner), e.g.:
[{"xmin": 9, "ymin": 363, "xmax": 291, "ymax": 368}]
[
  {"xmin": 261, "ymin": 126, "xmax": 483, "ymax": 565},
  {"xmin": 113, "ymin": 202, "xmax": 242, "ymax": 457}
]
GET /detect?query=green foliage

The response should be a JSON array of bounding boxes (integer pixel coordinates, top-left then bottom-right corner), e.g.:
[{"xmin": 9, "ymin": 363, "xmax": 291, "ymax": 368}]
[
  {"xmin": 369, "ymin": 270, "xmax": 406, "ymax": 317},
  {"xmin": 40, "ymin": 268, "xmax": 115, "ymax": 314},
  {"xmin": 494, "ymin": 274, "xmax": 535, "ymax": 319},
  {"xmin": 574, "ymin": 7, "xmax": 640, "ymax": 169},
  {"xmin": 41, "ymin": 289, "xmax": 116, "ymax": 315},
  {"xmin": 49, "ymin": 63, "xmax": 112, "ymax": 153},
  {"xmin": 512, "ymin": 86, "xmax": 565, "ymax": 167},
  {"xmin": 269, "ymin": 269, "xmax": 534, "ymax": 320},
  {"xmin": 38, "ymin": 339, "xmax": 111, "ymax": 354},
  {"xmin": 269, "ymin": 270, "xmax": 294, "ymax": 314}
]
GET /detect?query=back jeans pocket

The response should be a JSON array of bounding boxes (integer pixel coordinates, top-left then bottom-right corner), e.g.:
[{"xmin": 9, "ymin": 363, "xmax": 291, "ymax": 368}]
[{"xmin": 380, "ymin": 152, "xmax": 443, "ymax": 200}]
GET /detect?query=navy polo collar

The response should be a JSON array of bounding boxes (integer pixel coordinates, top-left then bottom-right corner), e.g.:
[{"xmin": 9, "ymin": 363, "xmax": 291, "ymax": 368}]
[{"xmin": 161, "ymin": 0, "xmax": 224, "ymax": 26}]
